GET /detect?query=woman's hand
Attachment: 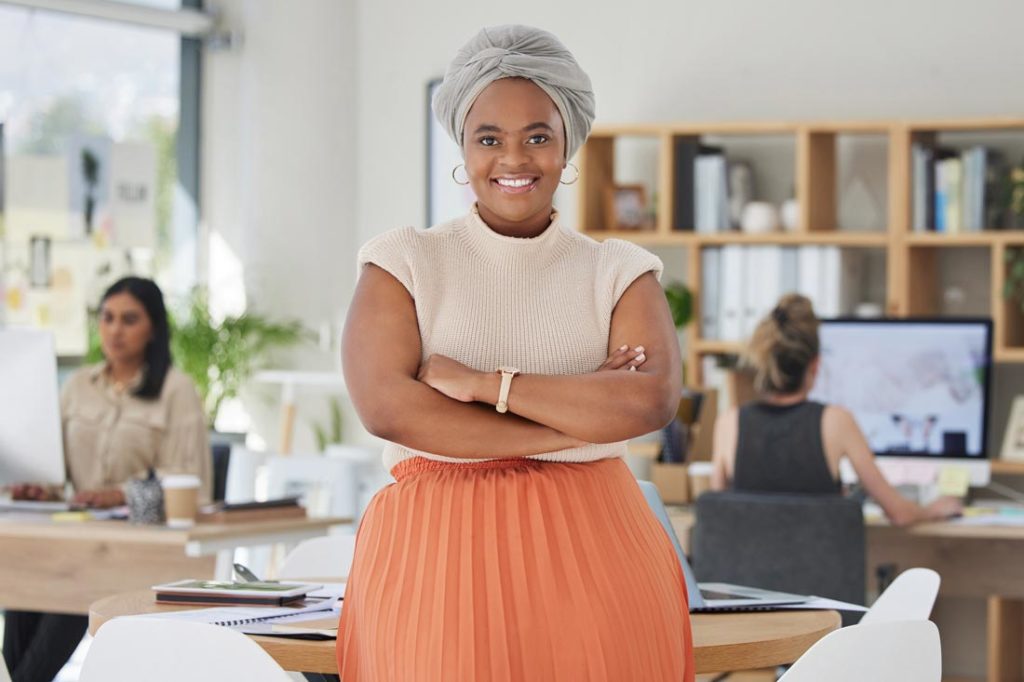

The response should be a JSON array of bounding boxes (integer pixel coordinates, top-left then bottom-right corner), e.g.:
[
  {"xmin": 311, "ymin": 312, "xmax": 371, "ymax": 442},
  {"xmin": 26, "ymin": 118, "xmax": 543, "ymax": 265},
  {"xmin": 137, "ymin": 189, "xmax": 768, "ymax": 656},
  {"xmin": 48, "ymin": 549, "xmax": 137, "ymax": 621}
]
[
  {"xmin": 72, "ymin": 488, "xmax": 126, "ymax": 509},
  {"xmin": 597, "ymin": 345, "xmax": 646, "ymax": 372},
  {"xmin": 9, "ymin": 483, "xmax": 64, "ymax": 501},
  {"xmin": 418, "ymin": 354, "xmax": 487, "ymax": 403},
  {"xmin": 924, "ymin": 495, "xmax": 964, "ymax": 521}
]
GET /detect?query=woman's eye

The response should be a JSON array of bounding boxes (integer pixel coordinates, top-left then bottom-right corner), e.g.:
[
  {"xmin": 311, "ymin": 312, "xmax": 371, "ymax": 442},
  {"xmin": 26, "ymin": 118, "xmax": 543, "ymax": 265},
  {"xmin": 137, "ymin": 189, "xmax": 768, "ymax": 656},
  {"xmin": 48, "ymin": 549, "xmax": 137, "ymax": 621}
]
[
  {"xmin": 479, "ymin": 136, "xmax": 498, "ymax": 147},
  {"xmin": 527, "ymin": 135, "xmax": 549, "ymax": 144}
]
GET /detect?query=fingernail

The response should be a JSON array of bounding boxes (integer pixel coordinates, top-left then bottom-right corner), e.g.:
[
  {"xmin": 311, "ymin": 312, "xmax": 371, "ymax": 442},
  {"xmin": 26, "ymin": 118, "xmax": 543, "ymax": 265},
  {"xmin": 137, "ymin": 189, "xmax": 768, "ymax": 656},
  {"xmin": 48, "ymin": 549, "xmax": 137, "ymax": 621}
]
[
  {"xmin": 619, "ymin": 345, "xmax": 628, "ymax": 352},
  {"xmin": 634, "ymin": 346, "xmax": 644, "ymax": 353},
  {"xmin": 634, "ymin": 353, "xmax": 646, "ymax": 363}
]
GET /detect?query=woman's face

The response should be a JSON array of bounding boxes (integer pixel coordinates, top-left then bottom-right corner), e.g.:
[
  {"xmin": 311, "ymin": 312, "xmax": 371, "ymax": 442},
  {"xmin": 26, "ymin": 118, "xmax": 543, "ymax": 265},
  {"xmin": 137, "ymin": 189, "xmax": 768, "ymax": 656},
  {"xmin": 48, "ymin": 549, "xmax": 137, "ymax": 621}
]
[
  {"xmin": 462, "ymin": 78, "xmax": 566, "ymax": 234},
  {"xmin": 99, "ymin": 292, "xmax": 153, "ymax": 366}
]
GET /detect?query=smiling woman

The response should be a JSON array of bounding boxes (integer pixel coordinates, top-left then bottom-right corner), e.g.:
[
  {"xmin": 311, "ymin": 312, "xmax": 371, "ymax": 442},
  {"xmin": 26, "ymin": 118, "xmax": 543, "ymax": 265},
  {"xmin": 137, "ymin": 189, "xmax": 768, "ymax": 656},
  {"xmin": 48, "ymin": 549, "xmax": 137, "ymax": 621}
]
[{"xmin": 338, "ymin": 25, "xmax": 694, "ymax": 682}]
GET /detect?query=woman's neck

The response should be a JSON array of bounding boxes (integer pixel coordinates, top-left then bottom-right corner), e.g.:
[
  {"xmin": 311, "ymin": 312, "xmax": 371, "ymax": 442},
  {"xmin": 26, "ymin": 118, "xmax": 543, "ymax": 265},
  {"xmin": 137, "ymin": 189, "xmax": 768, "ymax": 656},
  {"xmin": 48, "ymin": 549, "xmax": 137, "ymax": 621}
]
[
  {"xmin": 761, "ymin": 390, "xmax": 808, "ymax": 406},
  {"xmin": 107, "ymin": 359, "xmax": 143, "ymax": 386},
  {"xmin": 475, "ymin": 203, "xmax": 554, "ymax": 238}
]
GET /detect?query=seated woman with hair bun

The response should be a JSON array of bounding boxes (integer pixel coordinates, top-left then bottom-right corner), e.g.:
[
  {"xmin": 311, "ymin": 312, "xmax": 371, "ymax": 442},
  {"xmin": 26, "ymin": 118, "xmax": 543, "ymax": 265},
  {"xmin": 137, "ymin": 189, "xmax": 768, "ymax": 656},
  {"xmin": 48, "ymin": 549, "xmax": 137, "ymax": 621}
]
[{"xmin": 710, "ymin": 293, "xmax": 962, "ymax": 527}]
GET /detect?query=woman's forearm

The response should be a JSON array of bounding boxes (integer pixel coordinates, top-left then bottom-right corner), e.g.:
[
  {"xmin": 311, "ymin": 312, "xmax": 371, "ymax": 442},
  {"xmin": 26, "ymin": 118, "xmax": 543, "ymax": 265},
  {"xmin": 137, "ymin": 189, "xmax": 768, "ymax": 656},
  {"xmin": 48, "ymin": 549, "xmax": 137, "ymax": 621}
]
[
  {"xmin": 471, "ymin": 370, "xmax": 677, "ymax": 443},
  {"xmin": 358, "ymin": 376, "xmax": 586, "ymax": 459}
]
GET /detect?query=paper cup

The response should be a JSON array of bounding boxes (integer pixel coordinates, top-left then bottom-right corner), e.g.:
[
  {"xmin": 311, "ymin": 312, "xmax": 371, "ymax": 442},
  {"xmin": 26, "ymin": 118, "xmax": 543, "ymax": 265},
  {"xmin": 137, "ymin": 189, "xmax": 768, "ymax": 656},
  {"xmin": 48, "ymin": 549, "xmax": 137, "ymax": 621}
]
[
  {"xmin": 688, "ymin": 461, "xmax": 714, "ymax": 501},
  {"xmin": 162, "ymin": 474, "xmax": 201, "ymax": 528}
]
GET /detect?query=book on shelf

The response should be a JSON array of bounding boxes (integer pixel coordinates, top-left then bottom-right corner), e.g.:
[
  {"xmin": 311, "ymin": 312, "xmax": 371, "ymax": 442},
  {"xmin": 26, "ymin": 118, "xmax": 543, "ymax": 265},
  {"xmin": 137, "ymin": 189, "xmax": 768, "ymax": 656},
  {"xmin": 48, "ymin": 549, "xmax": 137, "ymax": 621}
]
[
  {"xmin": 702, "ymin": 245, "xmax": 868, "ymax": 343},
  {"xmin": 672, "ymin": 136, "xmax": 700, "ymax": 231},
  {"xmin": 914, "ymin": 143, "xmax": 1011, "ymax": 232},
  {"xmin": 152, "ymin": 579, "xmax": 322, "ymax": 606}
]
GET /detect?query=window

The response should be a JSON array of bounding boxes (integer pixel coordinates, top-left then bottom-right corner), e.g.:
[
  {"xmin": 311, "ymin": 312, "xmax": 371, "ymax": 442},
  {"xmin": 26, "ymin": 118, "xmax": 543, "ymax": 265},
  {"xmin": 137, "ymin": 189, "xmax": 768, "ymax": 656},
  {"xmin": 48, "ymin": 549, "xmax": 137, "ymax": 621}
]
[{"xmin": 0, "ymin": 1, "xmax": 197, "ymax": 356}]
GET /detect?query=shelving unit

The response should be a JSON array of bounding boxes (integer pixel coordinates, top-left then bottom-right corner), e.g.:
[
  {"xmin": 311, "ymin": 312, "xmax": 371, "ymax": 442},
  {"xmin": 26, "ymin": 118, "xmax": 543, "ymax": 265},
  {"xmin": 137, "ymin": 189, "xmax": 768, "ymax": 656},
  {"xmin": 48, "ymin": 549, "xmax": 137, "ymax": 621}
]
[{"xmin": 576, "ymin": 117, "xmax": 1024, "ymax": 383}]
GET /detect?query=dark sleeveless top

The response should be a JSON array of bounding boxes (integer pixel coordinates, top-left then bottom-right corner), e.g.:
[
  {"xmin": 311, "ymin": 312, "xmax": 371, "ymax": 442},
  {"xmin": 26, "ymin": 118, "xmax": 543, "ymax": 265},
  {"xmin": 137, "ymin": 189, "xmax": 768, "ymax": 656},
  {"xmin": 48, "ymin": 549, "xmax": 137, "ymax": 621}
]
[{"xmin": 733, "ymin": 400, "xmax": 841, "ymax": 494}]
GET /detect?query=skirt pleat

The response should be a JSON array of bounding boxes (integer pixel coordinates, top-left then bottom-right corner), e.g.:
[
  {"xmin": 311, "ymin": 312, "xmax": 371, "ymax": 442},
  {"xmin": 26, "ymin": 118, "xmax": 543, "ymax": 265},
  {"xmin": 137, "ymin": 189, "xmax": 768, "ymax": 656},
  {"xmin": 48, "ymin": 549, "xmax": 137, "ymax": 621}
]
[{"xmin": 336, "ymin": 457, "xmax": 694, "ymax": 681}]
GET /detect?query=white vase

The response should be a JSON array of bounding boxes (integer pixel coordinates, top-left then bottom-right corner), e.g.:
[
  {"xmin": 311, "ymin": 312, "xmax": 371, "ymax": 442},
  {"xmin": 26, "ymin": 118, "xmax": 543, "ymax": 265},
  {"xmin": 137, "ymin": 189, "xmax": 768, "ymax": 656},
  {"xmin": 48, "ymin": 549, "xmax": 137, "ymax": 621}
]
[
  {"xmin": 741, "ymin": 202, "xmax": 779, "ymax": 234},
  {"xmin": 781, "ymin": 198, "xmax": 800, "ymax": 231}
]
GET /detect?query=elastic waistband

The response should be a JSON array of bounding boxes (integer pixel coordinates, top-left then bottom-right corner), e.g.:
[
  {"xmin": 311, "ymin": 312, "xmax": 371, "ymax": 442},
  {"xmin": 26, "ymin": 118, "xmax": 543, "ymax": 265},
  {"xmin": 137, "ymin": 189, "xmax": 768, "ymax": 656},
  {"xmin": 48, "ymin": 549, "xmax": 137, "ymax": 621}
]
[{"xmin": 390, "ymin": 456, "xmax": 545, "ymax": 482}]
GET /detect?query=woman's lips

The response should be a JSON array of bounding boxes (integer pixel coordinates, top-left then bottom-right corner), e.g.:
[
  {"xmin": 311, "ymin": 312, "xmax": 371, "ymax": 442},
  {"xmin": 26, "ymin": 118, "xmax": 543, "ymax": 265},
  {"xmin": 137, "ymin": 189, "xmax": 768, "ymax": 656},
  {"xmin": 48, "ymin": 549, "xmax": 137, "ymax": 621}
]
[{"xmin": 492, "ymin": 177, "xmax": 539, "ymax": 194}]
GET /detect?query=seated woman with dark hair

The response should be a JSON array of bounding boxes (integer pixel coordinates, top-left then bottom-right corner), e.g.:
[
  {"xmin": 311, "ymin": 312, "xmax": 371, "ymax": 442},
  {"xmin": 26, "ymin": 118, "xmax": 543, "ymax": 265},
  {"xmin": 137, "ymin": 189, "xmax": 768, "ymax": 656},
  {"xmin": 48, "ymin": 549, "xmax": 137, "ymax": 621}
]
[
  {"xmin": 4, "ymin": 276, "xmax": 211, "ymax": 682},
  {"xmin": 710, "ymin": 293, "xmax": 961, "ymax": 527}
]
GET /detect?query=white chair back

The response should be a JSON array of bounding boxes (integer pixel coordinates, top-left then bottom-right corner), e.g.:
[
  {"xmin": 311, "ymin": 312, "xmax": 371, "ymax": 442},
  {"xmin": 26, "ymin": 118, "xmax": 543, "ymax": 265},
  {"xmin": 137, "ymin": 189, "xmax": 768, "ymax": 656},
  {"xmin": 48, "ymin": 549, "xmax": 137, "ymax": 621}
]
[
  {"xmin": 80, "ymin": 618, "xmax": 292, "ymax": 682},
  {"xmin": 224, "ymin": 445, "xmax": 269, "ymax": 503},
  {"xmin": 277, "ymin": 533, "xmax": 357, "ymax": 580},
  {"xmin": 861, "ymin": 568, "xmax": 941, "ymax": 625},
  {"xmin": 779, "ymin": 620, "xmax": 941, "ymax": 682}
]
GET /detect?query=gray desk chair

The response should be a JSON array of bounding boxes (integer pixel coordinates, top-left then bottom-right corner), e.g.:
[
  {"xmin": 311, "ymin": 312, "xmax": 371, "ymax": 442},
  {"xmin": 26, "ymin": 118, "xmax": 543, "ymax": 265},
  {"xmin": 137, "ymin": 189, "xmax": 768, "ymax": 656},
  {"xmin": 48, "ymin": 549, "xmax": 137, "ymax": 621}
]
[{"xmin": 692, "ymin": 491, "xmax": 866, "ymax": 623}]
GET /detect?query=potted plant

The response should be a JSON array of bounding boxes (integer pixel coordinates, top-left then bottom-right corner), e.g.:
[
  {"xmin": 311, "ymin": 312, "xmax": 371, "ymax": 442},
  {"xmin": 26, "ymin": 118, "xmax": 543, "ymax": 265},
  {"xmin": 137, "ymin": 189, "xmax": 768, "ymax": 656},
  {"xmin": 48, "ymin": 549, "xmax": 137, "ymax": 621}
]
[
  {"xmin": 661, "ymin": 281, "xmax": 694, "ymax": 463},
  {"xmin": 171, "ymin": 288, "xmax": 308, "ymax": 429}
]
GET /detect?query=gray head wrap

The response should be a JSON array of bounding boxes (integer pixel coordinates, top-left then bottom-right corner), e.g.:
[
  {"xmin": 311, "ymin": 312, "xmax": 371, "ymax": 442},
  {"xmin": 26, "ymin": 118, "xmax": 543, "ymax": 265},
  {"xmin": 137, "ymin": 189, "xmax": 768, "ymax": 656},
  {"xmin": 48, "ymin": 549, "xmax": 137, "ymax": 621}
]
[{"xmin": 432, "ymin": 25, "xmax": 595, "ymax": 162}]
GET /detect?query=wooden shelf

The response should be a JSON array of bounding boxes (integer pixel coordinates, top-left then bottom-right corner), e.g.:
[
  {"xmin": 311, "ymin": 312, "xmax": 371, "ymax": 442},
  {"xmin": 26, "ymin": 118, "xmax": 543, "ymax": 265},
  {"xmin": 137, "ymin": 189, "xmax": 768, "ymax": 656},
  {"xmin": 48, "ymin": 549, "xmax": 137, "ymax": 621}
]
[
  {"xmin": 991, "ymin": 460, "xmax": 1024, "ymax": 476},
  {"xmin": 694, "ymin": 231, "xmax": 888, "ymax": 247},
  {"xmin": 580, "ymin": 230, "xmax": 891, "ymax": 247},
  {"xmin": 583, "ymin": 230, "xmax": 694, "ymax": 246},
  {"xmin": 577, "ymin": 116, "xmax": 1024, "ymax": 385},
  {"xmin": 693, "ymin": 340, "xmax": 743, "ymax": 355},
  {"xmin": 905, "ymin": 232, "xmax": 1024, "ymax": 247}
]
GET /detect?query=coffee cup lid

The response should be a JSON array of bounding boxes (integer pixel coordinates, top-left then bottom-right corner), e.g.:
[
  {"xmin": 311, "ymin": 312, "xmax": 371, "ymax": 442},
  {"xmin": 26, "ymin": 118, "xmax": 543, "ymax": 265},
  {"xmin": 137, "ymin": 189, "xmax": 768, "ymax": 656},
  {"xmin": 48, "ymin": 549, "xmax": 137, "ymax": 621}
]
[{"xmin": 162, "ymin": 474, "xmax": 201, "ymax": 489}]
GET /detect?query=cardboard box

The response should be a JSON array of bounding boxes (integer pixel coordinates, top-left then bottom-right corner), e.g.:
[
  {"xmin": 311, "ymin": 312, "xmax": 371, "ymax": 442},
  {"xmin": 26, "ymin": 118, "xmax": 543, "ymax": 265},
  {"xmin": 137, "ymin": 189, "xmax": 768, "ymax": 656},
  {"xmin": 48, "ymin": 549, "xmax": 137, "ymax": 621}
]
[{"xmin": 650, "ymin": 462, "xmax": 690, "ymax": 505}]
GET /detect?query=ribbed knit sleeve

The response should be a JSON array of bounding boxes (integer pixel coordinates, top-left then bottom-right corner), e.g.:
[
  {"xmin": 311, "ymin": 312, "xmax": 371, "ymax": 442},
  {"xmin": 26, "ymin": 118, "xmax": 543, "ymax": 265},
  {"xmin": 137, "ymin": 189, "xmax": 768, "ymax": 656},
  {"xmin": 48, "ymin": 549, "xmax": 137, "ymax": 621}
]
[
  {"xmin": 596, "ymin": 239, "xmax": 664, "ymax": 319},
  {"xmin": 357, "ymin": 227, "xmax": 418, "ymax": 295}
]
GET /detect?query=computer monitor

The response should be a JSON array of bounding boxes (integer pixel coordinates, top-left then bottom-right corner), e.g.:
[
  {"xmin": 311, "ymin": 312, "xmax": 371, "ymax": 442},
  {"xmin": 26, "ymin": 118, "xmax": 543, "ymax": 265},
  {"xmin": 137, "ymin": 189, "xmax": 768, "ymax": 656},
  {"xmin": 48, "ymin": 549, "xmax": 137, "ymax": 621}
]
[
  {"xmin": 808, "ymin": 318, "xmax": 992, "ymax": 486},
  {"xmin": 0, "ymin": 329, "xmax": 66, "ymax": 487}
]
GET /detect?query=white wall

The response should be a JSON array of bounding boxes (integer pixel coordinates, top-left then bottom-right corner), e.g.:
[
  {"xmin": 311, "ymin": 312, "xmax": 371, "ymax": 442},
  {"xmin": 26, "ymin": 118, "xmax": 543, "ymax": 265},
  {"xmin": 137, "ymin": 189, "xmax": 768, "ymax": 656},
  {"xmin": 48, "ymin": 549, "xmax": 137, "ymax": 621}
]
[
  {"xmin": 355, "ymin": 0, "xmax": 1024, "ymax": 241},
  {"xmin": 201, "ymin": 0, "xmax": 357, "ymax": 445}
]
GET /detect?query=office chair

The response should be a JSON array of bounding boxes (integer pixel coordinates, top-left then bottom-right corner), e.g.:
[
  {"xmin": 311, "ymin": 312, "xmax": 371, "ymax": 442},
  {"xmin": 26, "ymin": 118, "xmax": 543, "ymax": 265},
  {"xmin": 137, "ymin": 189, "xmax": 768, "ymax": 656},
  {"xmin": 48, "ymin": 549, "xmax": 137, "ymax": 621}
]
[
  {"xmin": 861, "ymin": 567, "xmax": 941, "ymax": 624},
  {"xmin": 692, "ymin": 491, "xmax": 866, "ymax": 621}
]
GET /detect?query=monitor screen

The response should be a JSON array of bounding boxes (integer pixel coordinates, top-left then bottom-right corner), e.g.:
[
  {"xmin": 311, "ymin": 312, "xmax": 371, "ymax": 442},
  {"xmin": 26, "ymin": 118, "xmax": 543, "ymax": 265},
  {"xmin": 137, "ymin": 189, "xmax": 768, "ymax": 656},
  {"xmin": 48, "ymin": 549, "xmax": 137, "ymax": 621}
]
[{"xmin": 808, "ymin": 318, "xmax": 992, "ymax": 459}]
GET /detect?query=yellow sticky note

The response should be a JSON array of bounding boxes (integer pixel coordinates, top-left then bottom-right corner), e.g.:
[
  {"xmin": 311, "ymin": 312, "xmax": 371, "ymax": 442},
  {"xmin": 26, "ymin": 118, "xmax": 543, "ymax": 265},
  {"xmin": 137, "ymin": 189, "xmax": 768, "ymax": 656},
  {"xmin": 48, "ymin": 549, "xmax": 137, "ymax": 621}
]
[
  {"xmin": 937, "ymin": 466, "xmax": 970, "ymax": 497},
  {"xmin": 52, "ymin": 511, "xmax": 91, "ymax": 522}
]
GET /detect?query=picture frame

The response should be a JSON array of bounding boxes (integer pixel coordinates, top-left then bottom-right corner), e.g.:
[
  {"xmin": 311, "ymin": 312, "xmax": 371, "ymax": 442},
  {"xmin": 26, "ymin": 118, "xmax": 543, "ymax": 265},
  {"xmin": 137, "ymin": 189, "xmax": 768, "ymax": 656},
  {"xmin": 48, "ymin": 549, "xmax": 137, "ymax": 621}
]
[
  {"xmin": 426, "ymin": 77, "xmax": 476, "ymax": 228},
  {"xmin": 604, "ymin": 184, "xmax": 650, "ymax": 231},
  {"xmin": 1000, "ymin": 396, "xmax": 1024, "ymax": 462}
]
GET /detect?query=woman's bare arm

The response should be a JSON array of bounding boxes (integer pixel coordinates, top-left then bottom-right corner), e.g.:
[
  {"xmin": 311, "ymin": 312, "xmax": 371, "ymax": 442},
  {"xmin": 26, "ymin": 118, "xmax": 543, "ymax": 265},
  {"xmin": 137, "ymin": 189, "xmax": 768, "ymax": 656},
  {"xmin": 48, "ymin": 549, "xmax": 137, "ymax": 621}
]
[
  {"xmin": 343, "ymin": 265, "xmax": 584, "ymax": 458},
  {"xmin": 710, "ymin": 408, "xmax": 738, "ymax": 491},
  {"xmin": 825, "ymin": 406, "xmax": 962, "ymax": 526},
  {"xmin": 422, "ymin": 273, "xmax": 680, "ymax": 443}
]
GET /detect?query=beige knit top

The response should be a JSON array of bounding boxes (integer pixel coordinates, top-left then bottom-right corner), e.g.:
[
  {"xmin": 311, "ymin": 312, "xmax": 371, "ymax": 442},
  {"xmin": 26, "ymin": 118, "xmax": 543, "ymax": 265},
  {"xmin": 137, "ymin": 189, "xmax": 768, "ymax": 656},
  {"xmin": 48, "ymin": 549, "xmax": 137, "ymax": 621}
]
[{"xmin": 358, "ymin": 206, "xmax": 663, "ymax": 472}]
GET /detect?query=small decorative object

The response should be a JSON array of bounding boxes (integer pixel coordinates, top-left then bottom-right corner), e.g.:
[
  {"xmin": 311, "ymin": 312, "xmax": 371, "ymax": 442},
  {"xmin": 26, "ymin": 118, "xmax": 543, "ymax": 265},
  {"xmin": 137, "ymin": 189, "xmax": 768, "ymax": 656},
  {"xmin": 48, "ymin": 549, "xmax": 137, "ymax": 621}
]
[
  {"xmin": 740, "ymin": 201, "xmax": 779, "ymax": 234},
  {"xmin": 1000, "ymin": 396, "xmax": 1024, "ymax": 462},
  {"xmin": 780, "ymin": 198, "xmax": 800, "ymax": 232},
  {"xmin": 604, "ymin": 185, "xmax": 650, "ymax": 230},
  {"xmin": 854, "ymin": 302, "xmax": 884, "ymax": 318},
  {"xmin": 124, "ymin": 469, "xmax": 165, "ymax": 525},
  {"xmin": 728, "ymin": 161, "xmax": 754, "ymax": 229}
]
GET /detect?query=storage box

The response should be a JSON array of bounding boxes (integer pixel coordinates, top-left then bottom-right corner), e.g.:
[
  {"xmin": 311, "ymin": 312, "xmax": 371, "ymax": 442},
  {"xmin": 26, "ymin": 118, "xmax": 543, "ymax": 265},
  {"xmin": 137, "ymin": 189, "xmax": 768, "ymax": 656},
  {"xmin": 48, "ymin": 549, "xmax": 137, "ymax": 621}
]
[{"xmin": 650, "ymin": 463, "xmax": 690, "ymax": 505}]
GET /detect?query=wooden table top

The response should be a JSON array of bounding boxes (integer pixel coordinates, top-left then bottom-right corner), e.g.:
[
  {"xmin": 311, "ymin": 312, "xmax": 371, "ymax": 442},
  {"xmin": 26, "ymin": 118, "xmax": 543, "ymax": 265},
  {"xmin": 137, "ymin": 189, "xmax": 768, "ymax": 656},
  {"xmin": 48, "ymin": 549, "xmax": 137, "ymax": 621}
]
[
  {"xmin": 0, "ymin": 515, "xmax": 347, "ymax": 545},
  {"xmin": 90, "ymin": 590, "xmax": 840, "ymax": 675}
]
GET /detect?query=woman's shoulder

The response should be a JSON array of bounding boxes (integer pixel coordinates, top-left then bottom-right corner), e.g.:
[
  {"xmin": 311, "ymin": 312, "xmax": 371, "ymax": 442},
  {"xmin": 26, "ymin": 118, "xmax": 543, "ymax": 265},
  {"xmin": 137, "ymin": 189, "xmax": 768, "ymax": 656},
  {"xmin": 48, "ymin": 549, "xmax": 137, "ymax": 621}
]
[{"xmin": 161, "ymin": 367, "xmax": 202, "ymax": 400}]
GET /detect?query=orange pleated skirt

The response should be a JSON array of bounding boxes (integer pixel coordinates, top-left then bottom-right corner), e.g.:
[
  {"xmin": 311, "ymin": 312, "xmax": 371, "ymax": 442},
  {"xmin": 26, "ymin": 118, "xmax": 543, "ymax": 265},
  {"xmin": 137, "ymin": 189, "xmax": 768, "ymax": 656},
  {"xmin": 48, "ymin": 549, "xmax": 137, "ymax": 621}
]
[{"xmin": 336, "ymin": 456, "xmax": 694, "ymax": 682}]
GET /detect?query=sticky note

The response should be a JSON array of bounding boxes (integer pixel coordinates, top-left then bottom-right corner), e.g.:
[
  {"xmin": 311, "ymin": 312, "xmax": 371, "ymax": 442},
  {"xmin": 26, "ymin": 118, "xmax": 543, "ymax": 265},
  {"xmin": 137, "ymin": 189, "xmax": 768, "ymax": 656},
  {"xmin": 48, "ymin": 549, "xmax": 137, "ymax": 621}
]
[
  {"xmin": 52, "ymin": 511, "xmax": 91, "ymax": 522},
  {"xmin": 937, "ymin": 466, "xmax": 970, "ymax": 497}
]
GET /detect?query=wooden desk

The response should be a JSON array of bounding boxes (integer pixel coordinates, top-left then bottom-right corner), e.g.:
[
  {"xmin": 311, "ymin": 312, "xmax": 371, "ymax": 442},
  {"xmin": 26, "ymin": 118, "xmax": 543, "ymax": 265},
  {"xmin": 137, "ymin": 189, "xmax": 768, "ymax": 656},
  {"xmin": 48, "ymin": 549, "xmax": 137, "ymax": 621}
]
[
  {"xmin": 89, "ymin": 590, "xmax": 839, "ymax": 675},
  {"xmin": 0, "ymin": 515, "xmax": 347, "ymax": 614},
  {"xmin": 668, "ymin": 506, "xmax": 1024, "ymax": 682}
]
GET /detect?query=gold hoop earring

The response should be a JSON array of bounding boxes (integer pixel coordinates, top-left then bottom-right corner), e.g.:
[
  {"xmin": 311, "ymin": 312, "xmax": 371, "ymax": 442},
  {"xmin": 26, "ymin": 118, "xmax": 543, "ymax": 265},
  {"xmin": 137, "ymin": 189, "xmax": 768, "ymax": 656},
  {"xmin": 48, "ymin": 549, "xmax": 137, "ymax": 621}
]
[
  {"xmin": 559, "ymin": 163, "xmax": 579, "ymax": 186},
  {"xmin": 452, "ymin": 164, "xmax": 470, "ymax": 186}
]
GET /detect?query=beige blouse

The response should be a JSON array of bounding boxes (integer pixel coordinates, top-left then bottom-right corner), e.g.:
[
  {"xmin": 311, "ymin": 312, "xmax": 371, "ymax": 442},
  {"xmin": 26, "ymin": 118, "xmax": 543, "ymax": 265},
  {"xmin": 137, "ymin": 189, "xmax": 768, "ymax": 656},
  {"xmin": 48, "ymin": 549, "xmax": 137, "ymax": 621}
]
[{"xmin": 60, "ymin": 364, "xmax": 212, "ymax": 504}]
